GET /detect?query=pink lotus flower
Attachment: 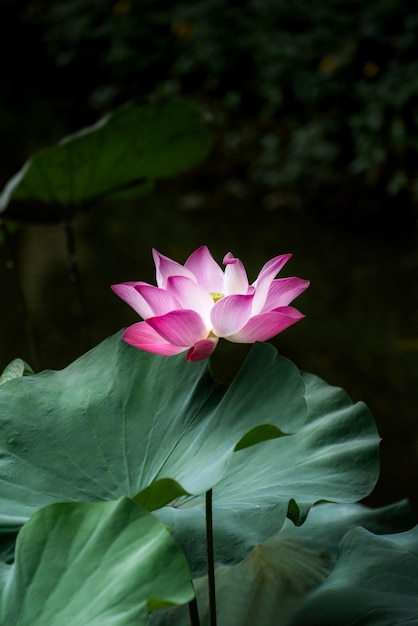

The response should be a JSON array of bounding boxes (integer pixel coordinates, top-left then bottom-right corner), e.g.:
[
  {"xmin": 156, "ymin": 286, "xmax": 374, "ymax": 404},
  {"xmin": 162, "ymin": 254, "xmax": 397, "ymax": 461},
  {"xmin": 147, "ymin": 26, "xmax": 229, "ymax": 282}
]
[{"xmin": 112, "ymin": 246, "xmax": 309, "ymax": 362}]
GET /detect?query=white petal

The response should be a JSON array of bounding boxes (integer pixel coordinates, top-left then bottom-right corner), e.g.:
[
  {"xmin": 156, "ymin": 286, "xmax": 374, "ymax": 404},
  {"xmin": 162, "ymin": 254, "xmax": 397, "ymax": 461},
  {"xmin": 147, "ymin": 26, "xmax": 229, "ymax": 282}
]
[{"xmin": 223, "ymin": 253, "xmax": 249, "ymax": 295}]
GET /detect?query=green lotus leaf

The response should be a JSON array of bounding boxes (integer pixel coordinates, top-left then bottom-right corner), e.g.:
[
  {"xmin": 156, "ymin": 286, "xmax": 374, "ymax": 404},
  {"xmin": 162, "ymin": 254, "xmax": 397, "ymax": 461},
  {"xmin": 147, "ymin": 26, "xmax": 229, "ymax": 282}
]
[
  {"xmin": 0, "ymin": 332, "xmax": 306, "ymax": 523},
  {"xmin": 150, "ymin": 501, "xmax": 413, "ymax": 626},
  {"xmin": 0, "ymin": 98, "xmax": 212, "ymax": 220},
  {"xmin": 155, "ymin": 371, "xmax": 380, "ymax": 575},
  {"xmin": 0, "ymin": 498, "xmax": 193, "ymax": 626},
  {"xmin": 292, "ymin": 518, "xmax": 418, "ymax": 625}
]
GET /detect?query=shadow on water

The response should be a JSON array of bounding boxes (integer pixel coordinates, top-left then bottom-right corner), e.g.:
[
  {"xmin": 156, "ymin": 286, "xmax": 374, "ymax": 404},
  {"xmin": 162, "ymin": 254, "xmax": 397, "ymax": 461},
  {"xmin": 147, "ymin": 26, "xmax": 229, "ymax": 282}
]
[{"xmin": 1, "ymin": 175, "xmax": 417, "ymax": 516}]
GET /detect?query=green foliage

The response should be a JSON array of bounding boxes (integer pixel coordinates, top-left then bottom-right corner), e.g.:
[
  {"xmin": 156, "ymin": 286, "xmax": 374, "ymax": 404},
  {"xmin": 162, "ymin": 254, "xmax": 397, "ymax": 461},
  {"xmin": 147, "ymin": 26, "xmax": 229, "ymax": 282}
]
[
  {"xmin": 0, "ymin": 499, "xmax": 193, "ymax": 625},
  {"xmin": 23, "ymin": 0, "xmax": 418, "ymax": 198},
  {"xmin": 0, "ymin": 6, "xmax": 417, "ymax": 618},
  {"xmin": 0, "ymin": 330, "xmax": 397, "ymax": 623},
  {"xmin": 292, "ymin": 517, "xmax": 418, "ymax": 625},
  {"xmin": 151, "ymin": 501, "xmax": 414, "ymax": 626},
  {"xmin": 0, "ymin": 99, "xmax": 212, "ymax": 221},
  {"xmin": 156, "ymin": 370, "xmax": 380, "ymax": 575},
  {"xmin": 0, "ymin": 334, "xmax": 306, "ymax": 520}
]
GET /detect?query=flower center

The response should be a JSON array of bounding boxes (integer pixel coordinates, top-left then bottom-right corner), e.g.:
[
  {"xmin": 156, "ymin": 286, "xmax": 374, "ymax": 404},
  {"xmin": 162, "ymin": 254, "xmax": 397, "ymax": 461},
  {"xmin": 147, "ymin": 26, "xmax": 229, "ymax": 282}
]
[{"xmin": 210, "ymin": 292, "xmax": 224, "ymax": 303}]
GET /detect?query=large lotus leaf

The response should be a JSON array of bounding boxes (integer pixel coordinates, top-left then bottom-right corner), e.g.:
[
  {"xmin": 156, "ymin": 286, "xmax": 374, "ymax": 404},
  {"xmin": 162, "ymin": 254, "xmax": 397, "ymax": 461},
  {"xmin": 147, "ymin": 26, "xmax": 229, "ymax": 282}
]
[
  {"xmin": 0, "ymin": 98, "xmax": 212, "ymax": 220},
  {"xmin": 291, "ymin": 519, "xmax": 418, "ymax": 625},
  {"xmin": 0, "ymin": 498, "xmax": 193, "ymax": 626},
  {"xmin": 150, "ymin": 501, "xmax": 414, "ymax": 626},
  {"xmin": 0, "ymin": 332, "xmax": 306, "ymax": 522},
  {"xmin": 155, "ymin": 371, "xmax": 380, "ymax": 575}
]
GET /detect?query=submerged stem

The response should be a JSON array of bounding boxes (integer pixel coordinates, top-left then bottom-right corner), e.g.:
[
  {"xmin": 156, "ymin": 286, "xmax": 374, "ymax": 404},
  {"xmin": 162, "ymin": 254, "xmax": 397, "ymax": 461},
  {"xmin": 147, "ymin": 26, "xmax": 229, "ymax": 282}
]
[
  {"xmin": 0, "ymin": 218, "xmax": 39, "ymax": 369},
  {"xmin": 62, "ymin": 215, "xmax": 87, "ymax": 319},
  {"xmin": 206, "ymin": 489, "xmax": 217, "ymax": 626}
]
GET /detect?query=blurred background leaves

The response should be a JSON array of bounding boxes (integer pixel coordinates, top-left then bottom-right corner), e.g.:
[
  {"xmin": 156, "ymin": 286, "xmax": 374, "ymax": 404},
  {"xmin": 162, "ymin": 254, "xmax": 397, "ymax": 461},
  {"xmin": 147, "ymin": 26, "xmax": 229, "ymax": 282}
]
[{"xmin": 8, "ymin": 0, "xmax": 418, "ymax": 209}]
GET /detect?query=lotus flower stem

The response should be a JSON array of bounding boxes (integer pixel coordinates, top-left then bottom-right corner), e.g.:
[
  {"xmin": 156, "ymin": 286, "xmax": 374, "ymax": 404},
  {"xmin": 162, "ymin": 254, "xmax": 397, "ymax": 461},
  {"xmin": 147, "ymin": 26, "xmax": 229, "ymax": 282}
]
[
  {"xmin": 188, "ymin": 596, "xmax": 201, "ymax": 626},
  {"xmin": 206, "ymin": 489, "xmax": 217, "ymax": 626}
]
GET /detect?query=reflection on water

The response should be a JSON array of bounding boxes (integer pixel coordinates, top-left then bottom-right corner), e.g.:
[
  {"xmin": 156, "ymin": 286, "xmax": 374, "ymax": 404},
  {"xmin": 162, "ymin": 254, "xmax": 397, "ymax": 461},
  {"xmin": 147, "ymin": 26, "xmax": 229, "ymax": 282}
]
[{"xmin": 1, "ymin": 179, "xmax": 417, "ymax": 515}]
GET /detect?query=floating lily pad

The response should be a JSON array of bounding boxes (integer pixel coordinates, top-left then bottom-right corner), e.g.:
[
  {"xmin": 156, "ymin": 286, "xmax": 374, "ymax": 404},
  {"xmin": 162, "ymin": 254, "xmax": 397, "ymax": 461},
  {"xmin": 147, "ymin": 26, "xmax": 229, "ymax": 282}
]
[{"xmin": 0, "ymin": 99, "xmax": 212, "ymax": 221}]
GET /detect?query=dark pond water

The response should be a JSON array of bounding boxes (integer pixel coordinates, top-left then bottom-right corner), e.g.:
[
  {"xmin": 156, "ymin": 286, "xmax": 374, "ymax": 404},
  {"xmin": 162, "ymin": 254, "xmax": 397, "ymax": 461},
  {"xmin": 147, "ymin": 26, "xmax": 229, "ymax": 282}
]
[{"xmin": 1, "ymin": 175, "xmax": 418, "ymax": 515}]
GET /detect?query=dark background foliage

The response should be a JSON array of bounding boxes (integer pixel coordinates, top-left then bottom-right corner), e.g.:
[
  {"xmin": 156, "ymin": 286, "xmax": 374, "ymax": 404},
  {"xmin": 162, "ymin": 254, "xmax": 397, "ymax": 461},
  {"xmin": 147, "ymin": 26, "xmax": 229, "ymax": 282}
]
[{"xmin": 0, "ymin": 0, "xmax": 417, "ymax": 514}]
